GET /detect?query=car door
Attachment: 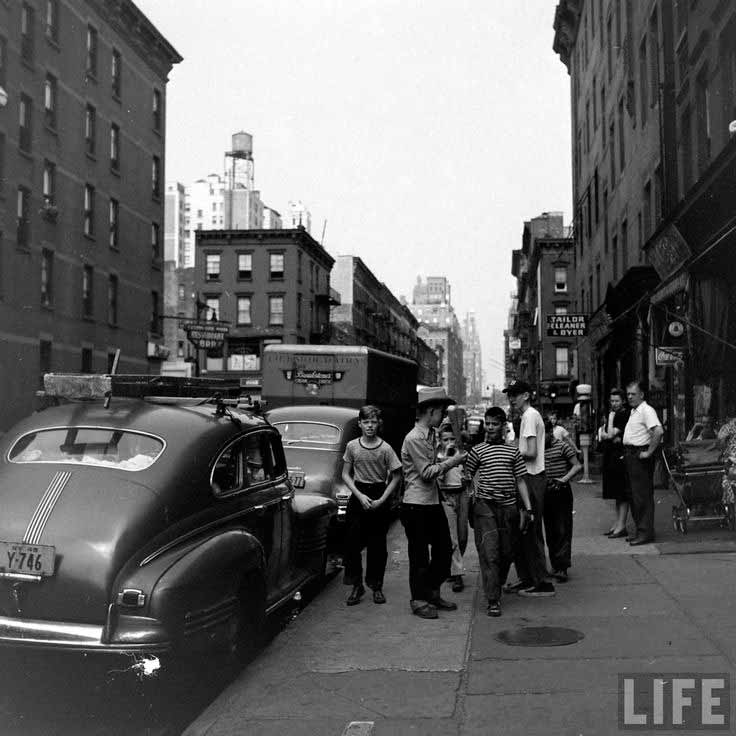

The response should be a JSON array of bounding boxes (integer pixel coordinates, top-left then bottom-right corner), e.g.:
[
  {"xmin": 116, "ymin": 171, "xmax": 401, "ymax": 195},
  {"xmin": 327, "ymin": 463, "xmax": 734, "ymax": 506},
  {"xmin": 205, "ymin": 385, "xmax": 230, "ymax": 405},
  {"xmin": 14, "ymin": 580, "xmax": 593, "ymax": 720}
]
[{"xmin": 211, "ymin": 429, "xmax": 283, "ymax": 604}]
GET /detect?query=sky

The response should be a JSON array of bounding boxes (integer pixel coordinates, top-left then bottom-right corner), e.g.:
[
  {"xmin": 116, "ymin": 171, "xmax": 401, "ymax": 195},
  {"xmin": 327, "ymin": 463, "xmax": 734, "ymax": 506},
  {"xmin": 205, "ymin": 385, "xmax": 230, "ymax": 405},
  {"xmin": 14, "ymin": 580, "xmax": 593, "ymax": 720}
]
[{"xmin": 136, "ymin": 0, "xmax": 573, "ymax": 389}]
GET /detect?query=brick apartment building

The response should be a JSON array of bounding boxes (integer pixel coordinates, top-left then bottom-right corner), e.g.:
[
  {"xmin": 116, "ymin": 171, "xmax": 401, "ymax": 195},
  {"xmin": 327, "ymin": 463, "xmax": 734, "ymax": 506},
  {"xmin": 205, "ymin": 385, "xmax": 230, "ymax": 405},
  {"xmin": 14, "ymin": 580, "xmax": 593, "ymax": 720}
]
[
  {"xmin": 330, "ymin": 255, "xmax": 439, "ymax": 385},
  {"xmin": 0, "ymin": 0, "xmax": 181, "ymax": 431},
  {"xmin": 181, "ymin": 228, "xmax": 337, "ymax": 390},
  {"xmin": 554, "ymin": 0, "xmax": 736, "ymax": 442},
  {"xmin": 509, "ymin": 213, "xmax": 577, "ymax": 416}
]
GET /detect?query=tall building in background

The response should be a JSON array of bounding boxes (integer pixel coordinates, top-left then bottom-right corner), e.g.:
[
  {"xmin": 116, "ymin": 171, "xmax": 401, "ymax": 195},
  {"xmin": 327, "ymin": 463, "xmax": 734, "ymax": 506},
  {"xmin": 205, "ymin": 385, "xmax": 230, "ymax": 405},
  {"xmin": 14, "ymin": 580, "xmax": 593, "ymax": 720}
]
[
  {"xmin": 165, "ymin": 182, "xmax": 187, "ymax": 266},
  {"xmin": 409, "ymin": 276, "xmax": 465, "ymax": 401},
  {"xmin": 462, "ymin": 311, "xmax": 483, "ymax": 405},
  {"xmin": 0, "ymin": 0, "xmax": 181, "ymax": 431},
  {"xmin": 554, "ymin": 0, "xmax": 736, "ymax": 443}
]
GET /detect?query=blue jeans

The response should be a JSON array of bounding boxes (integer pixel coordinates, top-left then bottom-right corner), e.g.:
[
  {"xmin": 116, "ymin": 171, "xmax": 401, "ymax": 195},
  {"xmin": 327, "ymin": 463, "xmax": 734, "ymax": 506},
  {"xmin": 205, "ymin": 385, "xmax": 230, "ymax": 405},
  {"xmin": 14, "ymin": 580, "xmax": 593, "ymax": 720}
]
[
  {"xmin": 473, "ymin": 498, "xmax": 521, "ymax": 603},
  {"xmin": 441, "ymin": 488, "xmax": 469, "ymax": 577}
]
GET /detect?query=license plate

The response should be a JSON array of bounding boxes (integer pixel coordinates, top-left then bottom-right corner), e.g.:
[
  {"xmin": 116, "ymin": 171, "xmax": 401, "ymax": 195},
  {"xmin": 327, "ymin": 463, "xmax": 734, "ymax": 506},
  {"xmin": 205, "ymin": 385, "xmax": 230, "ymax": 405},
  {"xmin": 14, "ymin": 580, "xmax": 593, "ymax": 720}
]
[
  {"xmin": 288, "ymin": 471, "xmax": 305, "ymax": 488},
  {"xmin": 0, "ymin": 541, "xmax": 56, "ymax": 577}
]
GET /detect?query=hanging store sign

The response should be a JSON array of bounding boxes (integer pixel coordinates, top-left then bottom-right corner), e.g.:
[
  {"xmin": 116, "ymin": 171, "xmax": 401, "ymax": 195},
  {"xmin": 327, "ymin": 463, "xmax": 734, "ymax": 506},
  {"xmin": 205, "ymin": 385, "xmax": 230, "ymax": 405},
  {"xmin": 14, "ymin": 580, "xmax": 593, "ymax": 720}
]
[
  {"xmin": 182, "ymin": 321, "xmax": 229, "ymax": 350},
  {"xmin": 509, "ymin": 338, "xmax": 522, "ymax": 350},
  {"xmin": 546, "ymin": 314, "xmax": 588, "ymax": 337},
  {"xmin": 648, "ymin": 224, "xmax": 691, "ymax": 280},
  {"xmin": 655, "ymin": 346, "xmax": 685, "ymax": 366}
]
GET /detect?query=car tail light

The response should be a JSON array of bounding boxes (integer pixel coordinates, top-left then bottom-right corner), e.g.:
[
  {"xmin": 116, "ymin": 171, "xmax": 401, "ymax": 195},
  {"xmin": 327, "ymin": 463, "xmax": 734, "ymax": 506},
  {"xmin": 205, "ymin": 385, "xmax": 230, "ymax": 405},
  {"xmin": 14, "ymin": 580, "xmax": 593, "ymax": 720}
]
[{"xmin": 117, "ymin": 589, "xmax": 146, "ymax": 608}]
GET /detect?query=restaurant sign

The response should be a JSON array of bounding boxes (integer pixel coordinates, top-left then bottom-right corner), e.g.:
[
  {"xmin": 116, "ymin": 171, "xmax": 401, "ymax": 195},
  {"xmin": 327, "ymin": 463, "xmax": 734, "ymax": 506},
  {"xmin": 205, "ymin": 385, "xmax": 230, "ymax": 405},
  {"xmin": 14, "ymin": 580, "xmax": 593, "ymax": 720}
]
[
  {"xmin": 546, "ymin": 314, "xmax": 588, "ymax": 337},
  {"xmin": 648, "ymin": 224, "xmax": 691, "ymax": 280}
]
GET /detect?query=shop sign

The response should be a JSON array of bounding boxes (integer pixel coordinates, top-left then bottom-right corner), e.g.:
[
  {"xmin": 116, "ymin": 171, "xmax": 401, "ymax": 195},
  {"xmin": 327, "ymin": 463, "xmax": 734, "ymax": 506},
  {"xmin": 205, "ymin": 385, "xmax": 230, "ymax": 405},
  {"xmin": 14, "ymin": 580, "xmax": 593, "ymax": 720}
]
[
  {"xmin": 546, "ymin": 314, "xmax": 588, "ymax": 337},
  {"xmin": 655, "ymin": 346, "xmax": 685, "ymax": 366},
  {"xmin": 648, "ymin": 224, "xmax": 691, "ymax": 280},
  {"xmin": 183, "ymin": 321, "xmax": 229, "ymax": 349},
  {"xmin": 509, "ymin": 338, "xmax": 522, "ymax": 350}
]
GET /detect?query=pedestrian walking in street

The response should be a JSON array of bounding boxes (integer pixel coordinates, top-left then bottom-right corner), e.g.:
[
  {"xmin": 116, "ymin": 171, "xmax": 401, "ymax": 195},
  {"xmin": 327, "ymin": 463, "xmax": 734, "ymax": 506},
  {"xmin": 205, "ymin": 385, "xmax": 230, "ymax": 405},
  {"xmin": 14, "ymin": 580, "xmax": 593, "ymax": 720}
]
[
  {"xmin": 400, "ymin": 387, "xmax": 466, "ymax": 620},
  {"xmin": 465, "ymin": 407, "xmax": 532, "ymax": 617},
  {"xmin": 623, "ymin": 381, "xmax": 664, "ymax": 545},
  {"xmin": 600, "ymin": 388, "xmax": 631, "ymax": 538},
  {"xmin": 542, "ymin": 418, "xmax": 581, "ymax": 582},
  {"xmin": 438, "ymin": 424, "xmax": 469, "ymax": 593},
  {"xmin": 502, "ymin": 379, "xmax": 555, "ymax": 597},
  {"xmin": 341, "ymin": 405, "xmax": 402, "ymax": 606}
]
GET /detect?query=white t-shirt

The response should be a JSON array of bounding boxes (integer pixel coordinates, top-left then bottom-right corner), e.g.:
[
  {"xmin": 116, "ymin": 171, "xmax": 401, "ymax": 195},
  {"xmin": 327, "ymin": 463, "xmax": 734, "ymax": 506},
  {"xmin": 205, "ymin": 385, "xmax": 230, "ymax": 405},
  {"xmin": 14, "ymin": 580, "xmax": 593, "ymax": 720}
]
[
  {"xmin": 519, "ymin": 405, "xmax": 545, "ymax": 475},
  {"xmin": 623, "ymin": 401, "xmax": 661, "ymax": 446}
]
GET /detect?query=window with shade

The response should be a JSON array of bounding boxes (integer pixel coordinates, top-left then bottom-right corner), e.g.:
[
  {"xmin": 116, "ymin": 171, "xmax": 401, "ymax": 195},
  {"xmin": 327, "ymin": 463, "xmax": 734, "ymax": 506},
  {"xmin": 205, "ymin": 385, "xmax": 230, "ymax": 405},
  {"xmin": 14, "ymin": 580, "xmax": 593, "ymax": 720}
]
[
  {"xmin": 110, "ymin": 124, "xmax": 120, "ymax": 170},
  {"xmin": 85, "ymin": 104, "xmax": 96, "ymax": 155},
  {"xmin": 86, "ymin": 25, "xmax": 97, "ymax": 78},
  {"xmin": 41, "ymin": 249, "xmax": 54, "ymax": 307},
  {"xmin": 108, "ymin": 275, "xmax": 118, "ymax": 325},
  {"xmin": 45, "ymin": 0, "xmax": 59, "ymax": 43},
  {"xmin": 19, "ymin": 94, "xmax": 32, "ymax": 152},
  {"xmin": 554, "ymin": 267, "xmax": 568, "ymax": 293},
  {"xmin": 205, "ymin": 297, "xmax": 219, "ymax": 321},
  {"xmin": 206, "ymin": 253, "xmax": 221, "ymax": 281},
  {"xmin": 269, "ymin": 296, "xmax": 284, "ymax": 326},
  {"xmin": 237, "ymin": 296, "xmax": 252, "ymax": 326},
  {"xmin": 111, "ymin": 49, "xmax": 121, "ymax": 98},
  {"xmin": 82, "ymin": 265, "xmax": 94, "ymax": 318},
  {"xmin": 555, "ymin": 348, "xmax": 569, "ymax": 377},
  {"xmin": 44, "ymin": 74, "xmax": 57, "ymax": 128},
  {"xmin": 151, "ymin": 156, "xmax": 161, "ymax": 199},
  {"xmin": 21, "ymin": 3, "xmax": 34, "ymax": 64},
  {"xmin": 84, "ymin": 184, "xmax": 95, "ymax": 236},
  {"xmin": 109, "ymin": 199, "xmax": 119, "ymax": 249},
  {"xmin": 269, "ymin": 253, "xmax": 284, "ymax": 279},
  {"xmin": 237, "ymin": 252, "xmax": 252, "ymax": 279}
]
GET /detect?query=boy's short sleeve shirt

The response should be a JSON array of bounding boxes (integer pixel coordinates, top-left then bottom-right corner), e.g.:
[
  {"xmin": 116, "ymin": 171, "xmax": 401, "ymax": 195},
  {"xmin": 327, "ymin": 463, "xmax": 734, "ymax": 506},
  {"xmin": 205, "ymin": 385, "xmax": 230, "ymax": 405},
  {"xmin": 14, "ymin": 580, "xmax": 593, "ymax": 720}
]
[
  {"xmin": 519, "ymin": 406, "xmax": 545, "ymax": 475},
  {"xmin": 343, "ymin": 439, "xmax": 401, "ymax": 483},
  {"xmin": 465, "ymin": 442, "xmax": 526, "ymax": 505}
]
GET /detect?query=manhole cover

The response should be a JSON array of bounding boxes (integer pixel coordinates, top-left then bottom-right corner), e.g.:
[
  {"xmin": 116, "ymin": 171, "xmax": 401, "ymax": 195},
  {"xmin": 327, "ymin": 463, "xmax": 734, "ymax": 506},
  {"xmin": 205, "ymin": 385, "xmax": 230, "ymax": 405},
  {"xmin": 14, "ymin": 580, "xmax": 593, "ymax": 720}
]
[{"xmin": 495, "ymin": 626, "xmax": 584, "ymax": 647}]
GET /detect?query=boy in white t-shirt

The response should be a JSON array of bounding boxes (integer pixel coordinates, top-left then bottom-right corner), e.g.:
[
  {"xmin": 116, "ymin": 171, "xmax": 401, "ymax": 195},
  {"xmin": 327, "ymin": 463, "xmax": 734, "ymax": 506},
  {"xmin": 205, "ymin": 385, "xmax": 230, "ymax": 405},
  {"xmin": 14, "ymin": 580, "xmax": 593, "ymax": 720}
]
[{"xmin": 502, "ymin": 380, "xmax": 555, "ymax": 597}]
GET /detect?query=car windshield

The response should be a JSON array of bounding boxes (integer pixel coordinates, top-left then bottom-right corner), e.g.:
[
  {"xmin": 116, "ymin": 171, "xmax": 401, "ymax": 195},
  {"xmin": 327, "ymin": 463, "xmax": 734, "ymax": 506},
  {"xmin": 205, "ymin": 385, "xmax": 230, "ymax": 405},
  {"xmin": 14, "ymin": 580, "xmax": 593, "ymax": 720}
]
[
  {"xmin": 273, "ymin": 422, "xmax": 341, "ymax": 445},
  {"xmin": 9, "ymin": 427, "xmax": 164, "ymax": 471}
]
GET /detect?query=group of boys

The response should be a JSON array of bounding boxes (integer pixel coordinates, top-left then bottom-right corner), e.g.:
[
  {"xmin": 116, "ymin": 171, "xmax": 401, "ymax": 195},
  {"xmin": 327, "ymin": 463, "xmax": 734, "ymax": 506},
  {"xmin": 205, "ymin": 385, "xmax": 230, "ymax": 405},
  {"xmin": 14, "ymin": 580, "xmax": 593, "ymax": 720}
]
[{"xmin": 400, "ymin": 380, "xmax": 580, "ymax": 619}]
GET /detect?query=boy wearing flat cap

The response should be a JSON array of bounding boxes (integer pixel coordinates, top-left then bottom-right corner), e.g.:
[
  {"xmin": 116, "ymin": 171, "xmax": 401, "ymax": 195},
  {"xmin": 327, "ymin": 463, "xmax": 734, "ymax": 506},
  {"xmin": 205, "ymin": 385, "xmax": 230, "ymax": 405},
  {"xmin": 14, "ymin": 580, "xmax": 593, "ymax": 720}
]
[{"xmin": 401, "ymin": 387, "xmax": 466, "ymax": 619}]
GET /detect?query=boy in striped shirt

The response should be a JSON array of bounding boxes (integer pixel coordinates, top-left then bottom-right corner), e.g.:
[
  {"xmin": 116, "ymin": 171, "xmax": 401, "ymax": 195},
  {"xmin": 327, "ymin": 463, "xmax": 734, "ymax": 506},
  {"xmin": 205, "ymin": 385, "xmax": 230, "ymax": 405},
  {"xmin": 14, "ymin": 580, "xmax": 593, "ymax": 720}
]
[{"xmin": 464, "ymin": 407, "xmax": 532, "ymax": 617}]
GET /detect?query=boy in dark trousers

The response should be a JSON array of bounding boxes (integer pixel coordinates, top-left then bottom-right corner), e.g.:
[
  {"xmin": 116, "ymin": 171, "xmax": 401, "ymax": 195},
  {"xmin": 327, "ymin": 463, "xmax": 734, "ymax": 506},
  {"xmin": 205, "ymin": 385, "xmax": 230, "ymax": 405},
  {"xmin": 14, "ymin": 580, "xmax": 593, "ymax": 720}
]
[
  {"xmin": 341, "ymin": 405, "xmax": 402, "ymax": 605},
  {"xmin": 464, "ymin": 407, "xmax": 532, "ymax": 617}
]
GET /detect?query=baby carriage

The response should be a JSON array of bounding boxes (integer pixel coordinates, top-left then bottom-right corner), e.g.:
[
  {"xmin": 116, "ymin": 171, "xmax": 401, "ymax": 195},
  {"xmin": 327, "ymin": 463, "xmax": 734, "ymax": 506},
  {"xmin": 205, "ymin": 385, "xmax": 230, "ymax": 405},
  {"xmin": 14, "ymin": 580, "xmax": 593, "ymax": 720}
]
[{"xmin": 662, "ymin": 440, "xmax": 735, "ymax": 534}]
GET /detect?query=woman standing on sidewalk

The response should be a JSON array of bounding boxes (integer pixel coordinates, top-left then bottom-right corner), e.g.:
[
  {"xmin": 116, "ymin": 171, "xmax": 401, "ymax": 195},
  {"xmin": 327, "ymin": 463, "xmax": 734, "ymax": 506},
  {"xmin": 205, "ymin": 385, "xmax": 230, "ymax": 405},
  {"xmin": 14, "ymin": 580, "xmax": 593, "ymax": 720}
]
[
  {"xmin": 600, "ymin": 388, "xmax": 631, "ymax": 538},
  {"xmin": 341, "ymin": 405, "xmax": 402, "ymax": 606}
]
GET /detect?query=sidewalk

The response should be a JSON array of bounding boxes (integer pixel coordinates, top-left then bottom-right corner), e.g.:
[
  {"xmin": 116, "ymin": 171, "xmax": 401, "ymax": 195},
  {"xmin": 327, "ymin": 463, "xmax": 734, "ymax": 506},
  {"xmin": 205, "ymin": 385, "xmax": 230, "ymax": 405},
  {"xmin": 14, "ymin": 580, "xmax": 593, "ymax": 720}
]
[{"xmin": 185, "ymin": 480, "xmax": 736, "ymax": 736}]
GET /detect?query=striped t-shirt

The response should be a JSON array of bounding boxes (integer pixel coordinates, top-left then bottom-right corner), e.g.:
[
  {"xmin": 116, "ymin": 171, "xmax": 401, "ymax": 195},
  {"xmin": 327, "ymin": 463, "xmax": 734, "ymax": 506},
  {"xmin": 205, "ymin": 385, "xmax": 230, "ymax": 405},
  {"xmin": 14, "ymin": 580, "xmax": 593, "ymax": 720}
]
[
  {"xmin": 544, "ymin": 439, "xmax": 578, "ymax": 479},
  {"xmin": 464, "ymin": 442, "xmax": 527, "ymax": 506}
]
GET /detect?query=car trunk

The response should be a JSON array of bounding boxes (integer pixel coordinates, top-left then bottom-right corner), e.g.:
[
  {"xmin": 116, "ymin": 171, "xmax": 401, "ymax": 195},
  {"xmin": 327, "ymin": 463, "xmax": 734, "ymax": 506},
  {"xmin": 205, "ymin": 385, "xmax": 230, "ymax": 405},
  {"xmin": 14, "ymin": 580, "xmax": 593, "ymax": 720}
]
[
  {"xmin": 282, "ymin": 445, "xmax": 344, "ymax": 500},
  {"xmin": 0, "ymin": 465, "xmax": 163, "ymax": 624}
]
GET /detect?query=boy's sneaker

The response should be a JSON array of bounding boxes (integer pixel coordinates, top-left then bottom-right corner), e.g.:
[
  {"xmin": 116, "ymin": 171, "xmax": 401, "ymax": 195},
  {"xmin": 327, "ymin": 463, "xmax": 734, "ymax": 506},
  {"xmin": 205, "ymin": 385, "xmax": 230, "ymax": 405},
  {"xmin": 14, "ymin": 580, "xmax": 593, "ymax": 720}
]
[
  {"xmin": 487, "ymin": 600, "xmax": 502, "ymax": 617},
  {"xmin": 518, "ymin": 581, "xmax": 556, "ymax": 597},
  {"xmin": 503, "ymin": 580, "xmax": 531, "ymax": 594}
]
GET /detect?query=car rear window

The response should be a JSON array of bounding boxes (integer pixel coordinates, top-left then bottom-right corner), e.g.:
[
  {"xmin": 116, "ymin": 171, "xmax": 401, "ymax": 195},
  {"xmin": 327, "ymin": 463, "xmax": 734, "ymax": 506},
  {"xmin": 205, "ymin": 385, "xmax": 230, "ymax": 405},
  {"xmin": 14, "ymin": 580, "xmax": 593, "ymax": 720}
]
[
  {"xmin": 273, "ymin": 422, "xmax": 340, "ymax": 445},
  {"xmin": 8, "ymin": 427, "xmax": 164, "ymax": 471}
]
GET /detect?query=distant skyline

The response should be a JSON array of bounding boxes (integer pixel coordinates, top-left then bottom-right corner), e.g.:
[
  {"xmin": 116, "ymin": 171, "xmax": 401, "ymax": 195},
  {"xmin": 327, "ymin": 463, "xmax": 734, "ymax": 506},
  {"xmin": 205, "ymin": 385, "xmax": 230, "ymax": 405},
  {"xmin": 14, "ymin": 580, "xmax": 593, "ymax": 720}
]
[{"xmin": 137, "ymin": 0, "xmax": 572, "ymax": 388}]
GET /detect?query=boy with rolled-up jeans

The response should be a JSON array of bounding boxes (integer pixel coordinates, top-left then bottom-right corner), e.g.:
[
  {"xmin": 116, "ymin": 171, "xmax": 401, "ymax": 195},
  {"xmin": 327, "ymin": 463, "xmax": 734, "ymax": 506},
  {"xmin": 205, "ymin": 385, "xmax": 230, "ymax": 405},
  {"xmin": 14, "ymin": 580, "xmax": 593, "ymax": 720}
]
[{"xmin": 464, "ymin": 407, "xmax": 532, "ymax": 617}]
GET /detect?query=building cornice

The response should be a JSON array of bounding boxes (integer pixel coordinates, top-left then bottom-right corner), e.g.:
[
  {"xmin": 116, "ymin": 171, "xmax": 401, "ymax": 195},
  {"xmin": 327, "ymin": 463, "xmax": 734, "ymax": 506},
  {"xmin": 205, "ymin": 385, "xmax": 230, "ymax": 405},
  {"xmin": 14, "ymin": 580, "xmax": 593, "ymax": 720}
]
[
  {"xmin": 553, "ymin": 0, "xmax": 581, "ymax": 71},
  {"xmin": 85, "ymin": 0, "xmax": 183, "ymax": 79}
]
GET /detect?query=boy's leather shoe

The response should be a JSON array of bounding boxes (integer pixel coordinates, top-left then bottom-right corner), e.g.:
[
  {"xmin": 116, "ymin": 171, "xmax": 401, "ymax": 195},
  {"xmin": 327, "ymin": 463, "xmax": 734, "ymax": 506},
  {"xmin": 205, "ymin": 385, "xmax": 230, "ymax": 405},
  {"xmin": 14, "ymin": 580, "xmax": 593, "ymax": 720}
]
[
  {"xmin": 429, "ymin": 596, "xmax": 458, "ymax": 611},
  {"xmin": 346, "ymin": 584, "xmax": 365, "ymax": 605}
]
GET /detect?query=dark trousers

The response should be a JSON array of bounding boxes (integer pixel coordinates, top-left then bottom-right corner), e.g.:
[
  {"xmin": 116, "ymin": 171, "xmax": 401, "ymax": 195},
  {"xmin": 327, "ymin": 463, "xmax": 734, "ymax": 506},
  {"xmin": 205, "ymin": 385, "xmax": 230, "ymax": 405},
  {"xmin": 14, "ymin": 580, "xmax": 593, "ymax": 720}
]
[
  {"xmin": 343, "ymin": 482, "xmax": 391, "ymax": 589},
  {"xmin": 400, "ymin": 503, "xmax": 452, "ymax": 602},
  {"xmin": 543, "ymin": 480, "xmax": 573, "ymax": 571},
  {"xmin": 624, "ymin": 450, "xmax": 655, "ymax": 540},
  {"xmin": 473, "ymin": 498, "xmax": 521, "ymax": 603},
  {"xmin": 514, "ymin": 471, "xmax": 548, "ymax": 585}
]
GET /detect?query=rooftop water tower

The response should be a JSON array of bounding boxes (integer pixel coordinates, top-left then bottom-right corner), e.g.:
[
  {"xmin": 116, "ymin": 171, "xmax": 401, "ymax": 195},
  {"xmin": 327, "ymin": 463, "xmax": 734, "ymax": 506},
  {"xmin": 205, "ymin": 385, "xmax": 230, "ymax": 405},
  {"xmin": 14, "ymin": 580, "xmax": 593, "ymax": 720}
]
[{"xmin": 225, "ymin": 131, "xmax": 255, "ymax": 227}]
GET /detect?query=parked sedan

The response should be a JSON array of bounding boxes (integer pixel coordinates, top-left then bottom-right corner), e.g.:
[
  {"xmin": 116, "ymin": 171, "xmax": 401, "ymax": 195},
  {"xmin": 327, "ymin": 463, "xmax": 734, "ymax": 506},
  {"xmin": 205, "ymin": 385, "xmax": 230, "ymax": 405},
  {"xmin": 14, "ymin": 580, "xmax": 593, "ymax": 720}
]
[
  {"xmin": 0, "ymin": 376, "xmax": 335, "ymax": 667},
  {"xmin": 266, "ymin": 405, "xmax": 362, "ymax": 523}
]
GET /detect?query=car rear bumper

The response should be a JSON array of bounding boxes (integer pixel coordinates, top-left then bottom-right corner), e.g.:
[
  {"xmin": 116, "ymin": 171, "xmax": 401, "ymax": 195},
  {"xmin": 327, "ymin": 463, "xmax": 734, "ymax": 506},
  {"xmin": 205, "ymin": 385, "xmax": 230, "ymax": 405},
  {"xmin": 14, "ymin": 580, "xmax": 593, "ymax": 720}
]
[{"xmin": 0, "ymin": 614, "xmax": 170, "ymax": 654}]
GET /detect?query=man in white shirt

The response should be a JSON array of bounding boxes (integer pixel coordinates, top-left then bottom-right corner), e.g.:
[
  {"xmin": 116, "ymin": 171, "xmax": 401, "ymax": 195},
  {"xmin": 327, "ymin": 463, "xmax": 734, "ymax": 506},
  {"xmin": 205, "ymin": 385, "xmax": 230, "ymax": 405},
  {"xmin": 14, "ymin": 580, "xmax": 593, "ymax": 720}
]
[
  {"xmin": 623, "ymin": 381, "xmax": 664, "ymax": 545},
  {"xmin": 502, "ymin": 380, "xmax": 555, "ymax": 597}
]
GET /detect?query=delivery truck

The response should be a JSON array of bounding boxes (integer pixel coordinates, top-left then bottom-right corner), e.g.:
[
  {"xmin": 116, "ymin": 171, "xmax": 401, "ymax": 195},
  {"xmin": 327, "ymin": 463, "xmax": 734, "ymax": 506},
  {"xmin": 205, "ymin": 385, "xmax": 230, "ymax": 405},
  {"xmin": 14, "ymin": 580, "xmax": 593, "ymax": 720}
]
[{"xmin": 262, "ymin": 344, "xmax": 418, "ymax": 453}]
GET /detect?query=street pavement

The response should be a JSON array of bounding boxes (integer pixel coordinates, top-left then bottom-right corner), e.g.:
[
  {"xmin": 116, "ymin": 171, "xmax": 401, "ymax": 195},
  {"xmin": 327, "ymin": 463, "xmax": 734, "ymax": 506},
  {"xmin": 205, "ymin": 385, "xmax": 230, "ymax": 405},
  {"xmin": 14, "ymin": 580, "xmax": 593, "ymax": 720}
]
[{"xmin": 185, "ymin": 478, "xmax": 736, "ymax": 736}]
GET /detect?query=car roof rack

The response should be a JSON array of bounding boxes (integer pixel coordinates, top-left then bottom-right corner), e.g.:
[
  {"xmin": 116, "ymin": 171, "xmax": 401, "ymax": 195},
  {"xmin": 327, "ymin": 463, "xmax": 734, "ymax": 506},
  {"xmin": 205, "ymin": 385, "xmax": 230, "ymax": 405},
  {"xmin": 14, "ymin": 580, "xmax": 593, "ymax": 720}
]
[{"xmin": 39, "ymin": 373, "xmax": 243, "ymax": 406}]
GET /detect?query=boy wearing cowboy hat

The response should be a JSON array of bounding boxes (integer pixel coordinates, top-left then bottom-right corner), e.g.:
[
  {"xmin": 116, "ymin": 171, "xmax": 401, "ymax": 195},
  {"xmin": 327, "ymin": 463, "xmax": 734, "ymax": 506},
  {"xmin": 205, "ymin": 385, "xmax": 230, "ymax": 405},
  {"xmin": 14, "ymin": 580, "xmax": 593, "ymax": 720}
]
[{"xmin": 400, "ymin": 386, "xmax": 466, "ymax": 619}]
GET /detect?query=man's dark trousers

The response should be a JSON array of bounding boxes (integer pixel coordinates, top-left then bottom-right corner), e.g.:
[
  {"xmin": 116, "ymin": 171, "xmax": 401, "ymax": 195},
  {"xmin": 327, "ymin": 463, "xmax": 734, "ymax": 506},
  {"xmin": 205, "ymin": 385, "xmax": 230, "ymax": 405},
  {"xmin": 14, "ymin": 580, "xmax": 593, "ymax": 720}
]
[
  {"xmin": 473, "ymin": 498, "xmax": 521, "ymax": 603},
  {"xmin": 400, "ymin": 503, "xmax": 452, "ymax": 601},
  {"xmin": 624, "ymin": 448, "xmax": 655, "ymax": 540},
  {"xmin": 543, "ymin": 480, "xmax": 573, "ymax": 571},
  {"xmin": 514, "ymin": 471, "xmax": 548, "ymax": 585}
]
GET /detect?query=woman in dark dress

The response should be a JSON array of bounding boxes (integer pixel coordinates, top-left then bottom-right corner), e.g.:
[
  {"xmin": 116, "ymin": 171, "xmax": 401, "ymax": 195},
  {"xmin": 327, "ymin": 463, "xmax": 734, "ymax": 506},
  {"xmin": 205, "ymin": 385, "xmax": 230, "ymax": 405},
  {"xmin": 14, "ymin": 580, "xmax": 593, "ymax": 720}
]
[{"xmin": 600, "ymin": 388, "xmax": 631, "ymax": 537}]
